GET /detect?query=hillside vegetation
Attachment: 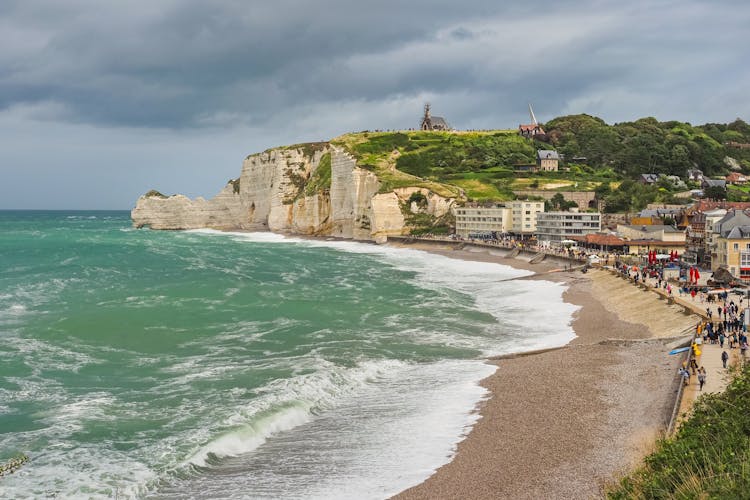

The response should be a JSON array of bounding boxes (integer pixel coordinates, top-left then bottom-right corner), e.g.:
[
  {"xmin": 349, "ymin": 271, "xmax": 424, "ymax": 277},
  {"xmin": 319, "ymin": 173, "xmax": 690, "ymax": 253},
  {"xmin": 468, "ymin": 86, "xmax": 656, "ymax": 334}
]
[
  {"xmin": 546, "ymin": 114, "xmax": 750, "ymax": 178},
  {"xmin": 322, "ymin": 116, "xmax": 750, "ymax": 211}
]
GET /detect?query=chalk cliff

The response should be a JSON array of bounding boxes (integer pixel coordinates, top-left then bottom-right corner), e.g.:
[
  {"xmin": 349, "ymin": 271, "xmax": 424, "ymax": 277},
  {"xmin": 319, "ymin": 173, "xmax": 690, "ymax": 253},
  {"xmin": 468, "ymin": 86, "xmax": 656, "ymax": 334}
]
[{"xmin": 131, "ymin": 143, "xmax": 457, "ymax": 241}]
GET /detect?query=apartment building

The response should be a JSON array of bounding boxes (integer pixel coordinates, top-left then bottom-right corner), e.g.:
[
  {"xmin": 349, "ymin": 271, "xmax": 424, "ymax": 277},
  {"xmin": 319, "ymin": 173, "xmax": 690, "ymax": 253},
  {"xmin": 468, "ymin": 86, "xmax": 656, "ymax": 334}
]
[
  {"xmin": 453, "ymin": 204, "xmax": 512, "ymax": 238},
  {"xmin": 509, "ymin": 200, "xmax": 545, "ymax": 236},
  {"xmin": 536, "ymin": 211, "xmax": 602, "ymax": 245}
]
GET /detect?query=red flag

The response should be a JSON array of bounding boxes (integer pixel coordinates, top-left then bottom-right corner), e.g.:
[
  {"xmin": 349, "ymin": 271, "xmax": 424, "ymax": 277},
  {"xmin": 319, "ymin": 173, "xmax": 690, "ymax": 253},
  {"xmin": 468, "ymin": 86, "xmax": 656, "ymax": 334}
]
[
  {"xmin": 694, "ymin": 268, "xmax": 700, "ymax": 282},
  {"xmin": 689, "ymin": 267, "xmax": 695, "ymax": 281}
]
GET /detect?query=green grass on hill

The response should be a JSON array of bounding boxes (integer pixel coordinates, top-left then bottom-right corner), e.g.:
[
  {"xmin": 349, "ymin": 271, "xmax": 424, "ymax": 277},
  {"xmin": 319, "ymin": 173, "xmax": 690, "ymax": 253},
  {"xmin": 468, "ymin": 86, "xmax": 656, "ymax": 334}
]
[
  {"xmin": 332, "ymin": 130, "xmax": 541, "ymax": 201},
  {"xmin": 607, "ymin": 364, "xmax": 750, "ymax": 499},
  {"xmin": 304, "ymin": 152, "xmax": 332, "ymax": 196}
]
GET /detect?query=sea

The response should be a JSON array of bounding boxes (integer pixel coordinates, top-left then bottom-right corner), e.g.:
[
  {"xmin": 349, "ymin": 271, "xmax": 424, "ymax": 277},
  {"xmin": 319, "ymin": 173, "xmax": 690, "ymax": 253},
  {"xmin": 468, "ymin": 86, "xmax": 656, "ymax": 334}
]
[{"xmin": 0, "ymin": 210, "xmax": 577, "ymax": 499}]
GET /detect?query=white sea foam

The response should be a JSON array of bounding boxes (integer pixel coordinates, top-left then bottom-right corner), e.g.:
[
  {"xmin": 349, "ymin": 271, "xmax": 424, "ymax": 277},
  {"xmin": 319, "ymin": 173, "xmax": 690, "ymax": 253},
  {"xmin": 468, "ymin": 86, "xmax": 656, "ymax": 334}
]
[
  {"xmin": 154, "ymin": 358, "xmax": 495, "ymax": 499},
  {"xmin": 181, "ymin": 358, "xmax": 409, "ymax": 469},
  {"xmin": 188, "ymin": 230, "xmax": 576, "ymax": 355},
  {"xmin": 187, "ymin": 405, "xmax": 312, "ymax": 467},
  {"xmin": 7, "ymin": 303, "xmax": 27, "ymax": 314}
]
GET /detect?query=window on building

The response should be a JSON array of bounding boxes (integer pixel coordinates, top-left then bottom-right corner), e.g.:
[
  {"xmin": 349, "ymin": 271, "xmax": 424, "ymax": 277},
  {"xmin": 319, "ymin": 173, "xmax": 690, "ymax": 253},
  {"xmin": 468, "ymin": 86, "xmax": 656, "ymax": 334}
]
[
  {"xmin": 734, "ymin": 243, "xmax": 739, "ymax": 251},
  {"xmin": 741, "ymin": 252, "xmax": 750, "ymax": 268}
]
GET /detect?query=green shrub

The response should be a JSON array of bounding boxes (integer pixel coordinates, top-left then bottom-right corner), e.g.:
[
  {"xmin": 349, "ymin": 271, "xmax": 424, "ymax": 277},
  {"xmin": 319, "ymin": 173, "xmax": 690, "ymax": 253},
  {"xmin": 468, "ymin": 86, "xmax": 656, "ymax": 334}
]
[{"xmin": 304, "ymin": 153, "xmax": 332, "ymax": 196}]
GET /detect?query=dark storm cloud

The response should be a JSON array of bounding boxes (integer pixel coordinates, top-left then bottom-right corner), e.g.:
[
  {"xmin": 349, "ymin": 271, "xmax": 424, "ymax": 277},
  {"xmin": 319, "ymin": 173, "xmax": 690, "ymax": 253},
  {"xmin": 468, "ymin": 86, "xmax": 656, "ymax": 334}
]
[
  {"xmin": 0, "ymin": 0, "xmax": 748, "ymax": 129},
  {"xmin": 2, "ymin": 0, "xmax": 749, "ymax": 209}
]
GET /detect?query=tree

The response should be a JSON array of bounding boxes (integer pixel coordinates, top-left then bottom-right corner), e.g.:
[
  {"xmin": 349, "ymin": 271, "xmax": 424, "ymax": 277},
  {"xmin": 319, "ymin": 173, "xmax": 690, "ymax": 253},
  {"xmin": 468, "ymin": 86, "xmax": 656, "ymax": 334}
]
[
  {"xmin": 546, "ymin": 192, "xmax": 578, "ymax": 211},
  {"xmin": 704, "ymin": 185, "xmax": 727, "ymax": 200}
]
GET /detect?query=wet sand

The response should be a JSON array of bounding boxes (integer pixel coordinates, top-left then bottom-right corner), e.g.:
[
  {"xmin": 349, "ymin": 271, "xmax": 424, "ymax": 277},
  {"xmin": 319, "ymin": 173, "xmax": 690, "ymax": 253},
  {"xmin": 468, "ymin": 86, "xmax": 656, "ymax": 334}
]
[{"xmin": 391, "ymin": 242, "xmax": 698, "ymax": 500}]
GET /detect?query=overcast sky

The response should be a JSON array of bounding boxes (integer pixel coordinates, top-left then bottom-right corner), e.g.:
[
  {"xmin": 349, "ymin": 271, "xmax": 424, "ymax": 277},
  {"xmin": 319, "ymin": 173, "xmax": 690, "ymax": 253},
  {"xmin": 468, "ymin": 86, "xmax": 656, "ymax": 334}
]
[{"xmin": 1, "ymin": 0, "xmax": 748, "ymax": 209}]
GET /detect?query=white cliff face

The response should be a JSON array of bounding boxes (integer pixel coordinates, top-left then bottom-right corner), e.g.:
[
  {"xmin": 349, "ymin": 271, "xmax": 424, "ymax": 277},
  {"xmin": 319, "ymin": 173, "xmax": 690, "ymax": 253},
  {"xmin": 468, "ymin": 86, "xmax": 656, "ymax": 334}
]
[
  {"xmin": 370, "ymin": 192, "xmax": 406, "ymax": 239},
  {"xmin": 130, "ymin": 183, "xmax": 251, "ymax": 230},
  {"xmin": 131, "ymin": 144, "xmax": 457, "ymax": 240},
  {"xmin": 291, "ymin": 193, "xmax": 331, "ymax": 235},
  {"xmin": 241, "ymin": 147, "xmax": 328, "ymax": 232},
  {"xmin": 328, "ymin": 148, "xmax": 381, "ymax": 239}
]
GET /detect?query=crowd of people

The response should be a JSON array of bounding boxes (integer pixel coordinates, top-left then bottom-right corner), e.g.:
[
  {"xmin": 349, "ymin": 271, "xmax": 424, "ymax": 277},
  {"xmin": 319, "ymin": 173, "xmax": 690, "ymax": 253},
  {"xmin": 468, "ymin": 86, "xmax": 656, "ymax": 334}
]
[{"xmin": 611, "ymin": 258, "xmax": 749, "ymax": 402}]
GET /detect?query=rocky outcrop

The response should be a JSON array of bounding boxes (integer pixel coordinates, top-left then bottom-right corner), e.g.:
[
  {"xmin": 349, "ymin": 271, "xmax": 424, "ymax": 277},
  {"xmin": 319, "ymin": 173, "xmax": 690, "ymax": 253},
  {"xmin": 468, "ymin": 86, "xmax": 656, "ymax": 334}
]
[{"xmin": 132, "ymin": 144, "xmax": 457, "ymax": 240}]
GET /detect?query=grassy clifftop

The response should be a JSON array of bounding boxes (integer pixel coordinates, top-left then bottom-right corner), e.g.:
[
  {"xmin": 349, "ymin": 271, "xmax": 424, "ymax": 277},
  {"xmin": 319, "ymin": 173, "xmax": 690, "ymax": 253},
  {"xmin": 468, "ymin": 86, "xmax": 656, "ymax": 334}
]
[
  {"xmin": 332, "ymin": 129, "xmax": 549, "ymax": 201},
  {"xmin": 269, "ymin": 115, "xmax": 750, "ymax": 209}
]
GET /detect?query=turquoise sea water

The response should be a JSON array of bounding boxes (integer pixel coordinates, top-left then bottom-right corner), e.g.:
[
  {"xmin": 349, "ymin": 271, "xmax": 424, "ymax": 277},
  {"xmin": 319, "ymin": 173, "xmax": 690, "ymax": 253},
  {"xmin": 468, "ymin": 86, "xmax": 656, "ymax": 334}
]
[{"xmin": 0, "ymin": 211, "xmax": 577, "ymax": 498}]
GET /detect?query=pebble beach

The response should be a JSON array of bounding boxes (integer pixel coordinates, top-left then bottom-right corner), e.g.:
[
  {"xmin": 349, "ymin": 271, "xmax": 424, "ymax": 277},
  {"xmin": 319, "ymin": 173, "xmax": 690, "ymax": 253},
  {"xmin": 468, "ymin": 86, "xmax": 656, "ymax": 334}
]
[{"xmin": 390, "ymin": 241, "xmax": 699, "ymax": 500}]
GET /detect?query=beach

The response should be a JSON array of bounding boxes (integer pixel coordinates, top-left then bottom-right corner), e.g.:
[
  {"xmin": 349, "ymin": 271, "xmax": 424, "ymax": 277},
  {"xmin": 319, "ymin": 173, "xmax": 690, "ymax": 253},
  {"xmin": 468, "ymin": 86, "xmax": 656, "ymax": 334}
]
[{"xmin": 391, "ymin": 241, "xmax": 699, "ymax": 500}]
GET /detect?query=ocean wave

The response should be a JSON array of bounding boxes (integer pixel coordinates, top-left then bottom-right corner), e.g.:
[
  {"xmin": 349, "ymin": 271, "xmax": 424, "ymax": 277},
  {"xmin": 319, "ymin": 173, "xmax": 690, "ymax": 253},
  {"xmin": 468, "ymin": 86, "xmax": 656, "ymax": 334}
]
[
  {"xmin": 182, "ymin": 358, "xmax": 408, "ymax": 468},
  {"xmin": 187, "ymin": 404, "xmax": 312, "ymax": 467}
]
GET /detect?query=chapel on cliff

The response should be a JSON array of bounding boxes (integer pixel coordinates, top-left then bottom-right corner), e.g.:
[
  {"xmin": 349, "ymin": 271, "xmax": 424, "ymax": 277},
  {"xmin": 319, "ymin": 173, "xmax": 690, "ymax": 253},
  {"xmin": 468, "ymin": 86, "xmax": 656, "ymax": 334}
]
[{"xmin": 420, "ymin": 103, "xmax": 450, "ymax": 131}]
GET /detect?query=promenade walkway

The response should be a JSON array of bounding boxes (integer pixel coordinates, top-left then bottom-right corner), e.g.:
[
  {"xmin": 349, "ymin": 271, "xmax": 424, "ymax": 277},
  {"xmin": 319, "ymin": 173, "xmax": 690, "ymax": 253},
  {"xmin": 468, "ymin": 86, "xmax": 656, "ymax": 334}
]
[{"xmin": 603, "ymin": 267, "xmax": 741, "ymax": 426}]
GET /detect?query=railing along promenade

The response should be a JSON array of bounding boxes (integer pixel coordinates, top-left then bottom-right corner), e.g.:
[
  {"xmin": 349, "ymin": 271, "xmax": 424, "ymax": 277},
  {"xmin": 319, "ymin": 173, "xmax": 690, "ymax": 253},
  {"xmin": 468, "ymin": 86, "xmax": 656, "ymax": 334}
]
[{"xmin": 604, "ymin": 266, "xmax": 733, "ymax": 434}]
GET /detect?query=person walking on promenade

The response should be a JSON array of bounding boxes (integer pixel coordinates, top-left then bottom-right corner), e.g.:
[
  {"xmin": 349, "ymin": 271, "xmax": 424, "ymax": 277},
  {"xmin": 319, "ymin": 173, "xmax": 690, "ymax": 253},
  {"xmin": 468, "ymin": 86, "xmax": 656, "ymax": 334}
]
[
  {"xmin": 722, "ymin": 350, "xmax": 729, "ymax": 369},
  {"xmin": 698, "ymin": 368, "xmax": 706, "ymax": 391},
  {"xmin": 720, "ymin": 332, "xmax": 725, "ymax": 348},
  {"xmin": 679, "ymin": 367, "xmax": 690, "ymax": 386}
]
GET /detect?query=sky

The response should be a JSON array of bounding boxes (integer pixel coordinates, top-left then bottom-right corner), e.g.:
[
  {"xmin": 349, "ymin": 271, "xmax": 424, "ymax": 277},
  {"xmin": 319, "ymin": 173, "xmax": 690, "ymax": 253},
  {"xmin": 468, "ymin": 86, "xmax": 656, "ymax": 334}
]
[{"xmin": 1, "ymin": 0, "xmax": 749, "ymax": 209}]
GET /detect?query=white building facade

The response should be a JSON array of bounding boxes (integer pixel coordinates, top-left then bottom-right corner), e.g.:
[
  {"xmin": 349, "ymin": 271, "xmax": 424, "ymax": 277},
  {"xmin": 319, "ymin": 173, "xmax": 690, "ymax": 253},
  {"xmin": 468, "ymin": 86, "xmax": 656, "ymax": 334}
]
[
  {"xmin": 454, "ymin": 204, "xmax": 512, "ymax": 238},
  {"xmin": 453, "ymin": 200, "xmax": 544, "ymax": 238},
  {"xmin": 536, "ymin": 211, "xmax": 602, "ymax": 245},
  {"xmin": 509, "ymin": 200, "xmax": 545, "ymax": 236}
]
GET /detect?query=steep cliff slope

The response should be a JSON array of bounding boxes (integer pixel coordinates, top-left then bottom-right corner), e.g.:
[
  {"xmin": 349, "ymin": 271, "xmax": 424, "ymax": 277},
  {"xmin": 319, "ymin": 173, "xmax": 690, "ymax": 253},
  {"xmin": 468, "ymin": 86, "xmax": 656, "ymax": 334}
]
[{"xmin": 131, "ymin": 138, "xmax": 459, "ymax": 240}]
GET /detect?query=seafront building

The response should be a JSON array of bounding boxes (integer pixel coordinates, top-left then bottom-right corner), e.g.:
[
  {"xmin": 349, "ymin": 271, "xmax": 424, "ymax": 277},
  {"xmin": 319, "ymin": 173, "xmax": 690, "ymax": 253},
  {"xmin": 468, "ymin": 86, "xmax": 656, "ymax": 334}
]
[
  {"xmin": 695, "ymin": 208, "xmax": 728, "ymax": 267},
  {"xmin": 509, "ymin": 200, "xmax": 544, "ymax": 236},
  {"xmin": 453, "ymin": 203, "xmax": 512, "ymax": 238},
  {"xmin": 535, "ymin": 211, "xmax": 602, "ymax": 245},
  {"xmin": 711, "ymin": 210, "xmax": 750, "ymax": 279},
  {"xmin": 713, "ymin": 225, "xmax": 750, "ymax": 280},
  {"xmin": 453, "ymin": 200, "xmax": 544, "ymax": 238}
]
